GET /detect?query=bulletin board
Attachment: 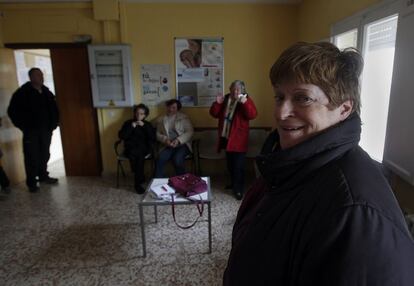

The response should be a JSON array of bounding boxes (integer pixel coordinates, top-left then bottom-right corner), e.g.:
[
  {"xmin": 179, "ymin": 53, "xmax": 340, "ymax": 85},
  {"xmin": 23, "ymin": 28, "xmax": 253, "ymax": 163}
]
[{"xmin": 175, "ymin": 38, "xmax": 224, "ymax": 107}]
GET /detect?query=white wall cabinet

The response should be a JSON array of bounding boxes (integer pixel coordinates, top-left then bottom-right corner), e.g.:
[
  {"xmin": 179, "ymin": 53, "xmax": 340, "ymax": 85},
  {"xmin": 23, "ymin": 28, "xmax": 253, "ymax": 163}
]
[{"xmin": 87, "ymin": 45, "xmax": 134, "ymax": 108}]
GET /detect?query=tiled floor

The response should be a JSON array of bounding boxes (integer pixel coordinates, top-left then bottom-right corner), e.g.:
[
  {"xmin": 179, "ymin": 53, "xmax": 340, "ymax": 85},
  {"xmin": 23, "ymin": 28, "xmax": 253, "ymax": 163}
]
[{"xmin": 0, "ymin": 162, "xmax": 245, "ymax": 286}]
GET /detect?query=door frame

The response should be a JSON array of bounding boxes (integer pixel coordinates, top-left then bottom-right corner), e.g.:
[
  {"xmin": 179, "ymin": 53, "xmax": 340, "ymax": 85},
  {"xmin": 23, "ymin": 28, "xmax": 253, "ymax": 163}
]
[{"xmin": 5, "ymin": 42, "xmax": 103, "ymax": 176}]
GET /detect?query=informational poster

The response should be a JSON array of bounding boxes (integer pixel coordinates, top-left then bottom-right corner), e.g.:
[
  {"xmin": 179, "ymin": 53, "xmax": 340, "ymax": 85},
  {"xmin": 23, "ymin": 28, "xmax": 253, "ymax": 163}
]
[
  {"xmin": 175, "ymin": 38, "xmax": 224, "ymax": 107},
  {"xmin": 141, "ymin": 64, "xmax": 171, "ymax": 106}
]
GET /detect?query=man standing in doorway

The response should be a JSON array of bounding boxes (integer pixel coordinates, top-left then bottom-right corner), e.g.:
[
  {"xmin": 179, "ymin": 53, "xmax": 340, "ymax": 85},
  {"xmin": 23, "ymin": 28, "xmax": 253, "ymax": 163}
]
[{"xmin": 8, "ymin": 67, "xmax": 59, "ymax": 192}]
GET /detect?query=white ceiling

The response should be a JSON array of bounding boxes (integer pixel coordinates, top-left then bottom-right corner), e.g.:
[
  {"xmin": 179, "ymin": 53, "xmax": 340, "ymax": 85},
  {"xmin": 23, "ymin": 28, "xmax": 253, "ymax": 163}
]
[{"xmin": 0, "ymin": 0, "xmax": 301, "ymax": 4}]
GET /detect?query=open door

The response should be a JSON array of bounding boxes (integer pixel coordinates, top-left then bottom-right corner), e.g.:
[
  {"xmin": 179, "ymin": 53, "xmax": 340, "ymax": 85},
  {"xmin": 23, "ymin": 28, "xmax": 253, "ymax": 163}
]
[{"xmin": 50, "ymin": 46, "xmax": 102, "ymax": 176}]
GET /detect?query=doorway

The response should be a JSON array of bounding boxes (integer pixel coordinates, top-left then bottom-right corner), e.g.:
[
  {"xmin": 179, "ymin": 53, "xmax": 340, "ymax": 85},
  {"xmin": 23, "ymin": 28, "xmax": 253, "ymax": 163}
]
[
  {"xmin": 13, "ymin": 49, "xmax": 66, "ymax": 177},
  {"xmin": 6, "ymin": 43, "xmax": 102, "ymax": 177}
]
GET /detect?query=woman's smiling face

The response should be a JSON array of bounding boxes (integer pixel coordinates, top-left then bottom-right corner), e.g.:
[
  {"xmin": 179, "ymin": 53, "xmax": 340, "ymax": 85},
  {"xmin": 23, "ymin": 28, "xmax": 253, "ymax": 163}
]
[{"xmin": 273, "ymin": 82, "xmax": 352, "ymax": 150}]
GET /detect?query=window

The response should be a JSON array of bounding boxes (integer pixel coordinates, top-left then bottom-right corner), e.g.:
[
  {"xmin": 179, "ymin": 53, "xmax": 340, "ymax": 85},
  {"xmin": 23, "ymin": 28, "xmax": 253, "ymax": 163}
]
[
  {"xmin": 360, "ymin": 15, "xmax": 398, "ymax": 161},
  {"xmin": 331, "ymin": 1, "xmax": 400, "ymax": 162},
  {"xmin": 333, "ymin": 29, "xmax": 358, "ymax": 50}
]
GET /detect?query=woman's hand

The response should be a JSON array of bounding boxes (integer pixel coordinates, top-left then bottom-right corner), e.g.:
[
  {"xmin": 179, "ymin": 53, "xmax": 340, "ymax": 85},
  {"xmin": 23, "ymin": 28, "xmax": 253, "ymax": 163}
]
[
  {"xmin": 238, "ymin": 93, "xmax": 248, "ymax": 103},
  {"xmin": 170, "ymin": 139, "xmax": 180, "ymax": 148},
  {"xmin": 165, "ymin": 139, "xmax": 179, "ymax": 147},
  {"xmin": 216, "ymin": 94, "xmax": 224, "ymax": 104},
  {"xmin": 132, "ymin": 121, "xmax": 144, "ymax": 128}
]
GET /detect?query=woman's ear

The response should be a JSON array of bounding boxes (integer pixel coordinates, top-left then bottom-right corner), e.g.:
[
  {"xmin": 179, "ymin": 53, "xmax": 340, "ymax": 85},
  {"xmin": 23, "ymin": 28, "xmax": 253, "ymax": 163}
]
[{"xmin": 339, "ymin": 100, "xmax": 353, "ymax": 120}]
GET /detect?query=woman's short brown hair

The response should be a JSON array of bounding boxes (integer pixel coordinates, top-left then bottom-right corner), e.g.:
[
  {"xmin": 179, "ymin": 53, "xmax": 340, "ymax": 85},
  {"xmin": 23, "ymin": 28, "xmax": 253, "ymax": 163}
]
[{"xmin": 269, "ymin": 42, "xmax": 363, "ymax": 114}]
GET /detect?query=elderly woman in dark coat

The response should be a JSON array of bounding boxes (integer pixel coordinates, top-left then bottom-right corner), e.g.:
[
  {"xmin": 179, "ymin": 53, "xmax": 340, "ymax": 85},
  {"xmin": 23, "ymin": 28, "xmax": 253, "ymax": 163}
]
[
  {"xmin": 118, "ymin": 104, "xmax": 154, "ymax": 194},
  {"xmin": 224, "ymin": 42, "xmax": 414, "ymax": 285}
]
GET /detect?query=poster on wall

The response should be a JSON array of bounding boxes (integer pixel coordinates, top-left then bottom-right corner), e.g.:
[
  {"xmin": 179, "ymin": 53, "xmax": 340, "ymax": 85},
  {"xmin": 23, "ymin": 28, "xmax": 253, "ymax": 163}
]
[
  {"xmin": 175, "ymin": 38, "xmax": 224, "ymax": 107},
  {"xmin": 141, "ymin": 64, "xmax": 171, "ymax": 106}
]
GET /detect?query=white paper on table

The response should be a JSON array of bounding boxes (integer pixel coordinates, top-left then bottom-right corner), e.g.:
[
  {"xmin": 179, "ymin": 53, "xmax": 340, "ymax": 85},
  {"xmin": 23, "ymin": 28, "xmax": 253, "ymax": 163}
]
[
  {"xmin": 187, "ymin": 192, "xmax": 208, "ymax": 201},
  {"xmin": 149, "ymin": 183, "xmax": 175, "ymax": 199},
  {"xmin": 160, "ymin": 191, "xmax": 208, "ymax": 202}
]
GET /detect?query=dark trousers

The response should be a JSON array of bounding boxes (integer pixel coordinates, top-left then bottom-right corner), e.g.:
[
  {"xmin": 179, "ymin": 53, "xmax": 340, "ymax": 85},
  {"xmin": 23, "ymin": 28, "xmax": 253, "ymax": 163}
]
[
  {"xmin": 226, "ymin": 151, "xmax": 246, "ymax": 195},
  {"xmin": 0, "ymin": 166, "xmax": 10, "ymax": 188},
  {"xmin": 126, "ymin": 148, "xmax": 148, "ymax": 187},
  {"xmin": 22, "ymin": 129, "xmax": 52, "ymax": 188},
  {"xmin": 155, "ymin": 144, "xmax": 190, "ymax": 178}
]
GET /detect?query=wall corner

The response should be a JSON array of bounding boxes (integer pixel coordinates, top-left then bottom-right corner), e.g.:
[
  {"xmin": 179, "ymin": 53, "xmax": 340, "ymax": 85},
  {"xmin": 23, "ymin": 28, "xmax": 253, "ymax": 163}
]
[{"xmin": 93, "ymin": 0, "xmax": 119, "ymax": 21}]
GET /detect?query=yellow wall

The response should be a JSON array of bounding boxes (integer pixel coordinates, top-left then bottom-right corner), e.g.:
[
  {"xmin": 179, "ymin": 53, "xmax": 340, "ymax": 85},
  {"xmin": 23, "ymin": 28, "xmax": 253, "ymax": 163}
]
[
  {"xmin": 0, "ymin": 48, "xmax": 26, "ymax": 184},
  {"xmin": 99, "ymin": 3, "xmax": 298, "ymax": 172},
  {"xmin": 0, "ymin": 9, "xmax": 25, "ymax": 184},
  {"xmin": 93, "ymin": 0, "xmax": 119, "ymax": 21},
  {"xmin": 123, "ymin": 3, "xmax": 297, "ymax": 125},
  {"xmin": 0, "ymin": 3, "xmax": 103, "ymax": 43},
  {"xmin": 298, "ymin": 0, "xmax": 380, "ymax": 41},
  {"xmin": 0, "ymin": 2, "xmax": 298, "ymax": 175}
]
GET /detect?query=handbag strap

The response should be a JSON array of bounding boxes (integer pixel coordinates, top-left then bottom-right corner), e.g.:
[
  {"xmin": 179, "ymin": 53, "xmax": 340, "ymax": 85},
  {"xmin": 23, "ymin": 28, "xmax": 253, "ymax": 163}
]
[{"xmin": 170, "ymin": 194, "xmax": 204, "ymax": 230}]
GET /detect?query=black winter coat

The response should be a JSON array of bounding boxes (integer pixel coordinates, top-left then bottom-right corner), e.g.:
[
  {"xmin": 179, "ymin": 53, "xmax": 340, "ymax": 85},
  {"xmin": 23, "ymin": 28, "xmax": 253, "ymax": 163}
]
[
  {"xmin": 118, "ymin": 119, "xmax": 155, "ymax": 157},
  {"xmin": 224, "ymin": 114, "xmax": 414, "ymax": 286},
  {"xmin": 8, "ymin": 82, "xmax": 59, "ymax": 132}
]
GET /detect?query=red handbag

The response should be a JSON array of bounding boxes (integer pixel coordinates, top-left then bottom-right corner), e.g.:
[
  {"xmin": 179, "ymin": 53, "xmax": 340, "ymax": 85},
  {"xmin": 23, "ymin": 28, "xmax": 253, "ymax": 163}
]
[
  {"xmin": 168, "ymin": 173, "xmax": 207, "ymax": 197},
  {"xmin": 168, "ymin": 173, "xmax": 208, "ymax": 229}
]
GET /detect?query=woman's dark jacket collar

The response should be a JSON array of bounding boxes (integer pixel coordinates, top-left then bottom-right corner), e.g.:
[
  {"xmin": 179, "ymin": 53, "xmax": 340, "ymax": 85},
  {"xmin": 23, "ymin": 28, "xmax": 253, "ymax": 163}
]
[{"xmin": 256, "ymin": 113, "xmax": 361, "ymax": 190}]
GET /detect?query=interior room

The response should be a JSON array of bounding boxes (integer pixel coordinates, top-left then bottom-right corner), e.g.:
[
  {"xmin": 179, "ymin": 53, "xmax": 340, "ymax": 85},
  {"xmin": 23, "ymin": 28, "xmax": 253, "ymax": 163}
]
[{"xmin": 0, "ymin": 0, "xmax": 413, "ymax": 285}]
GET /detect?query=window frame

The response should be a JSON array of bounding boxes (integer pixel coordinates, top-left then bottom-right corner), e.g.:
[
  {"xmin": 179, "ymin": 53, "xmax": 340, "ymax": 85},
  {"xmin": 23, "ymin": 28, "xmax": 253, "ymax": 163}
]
[
  {"xmin": 331, "ymin": 0, "xmax": 402, "ymax": 52},
  {"xmin": 330, "ymin": 0, "xmax": 403, "ymax": 162}
]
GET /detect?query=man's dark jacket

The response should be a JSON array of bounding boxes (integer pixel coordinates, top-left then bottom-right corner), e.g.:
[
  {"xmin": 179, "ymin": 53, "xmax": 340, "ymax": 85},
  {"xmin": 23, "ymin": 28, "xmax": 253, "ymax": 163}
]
[
  {"xmin": 8, "ymin": 82, "xmax": 59, "ymax": 132},
  {"xmin": 224, "ymin": 114, "xmax": 414, "ymax": 286}
]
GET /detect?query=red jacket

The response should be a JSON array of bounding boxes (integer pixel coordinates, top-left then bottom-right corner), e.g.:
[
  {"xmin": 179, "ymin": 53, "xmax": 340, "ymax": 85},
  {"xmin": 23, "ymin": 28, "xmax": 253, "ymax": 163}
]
[{"xmin": 209, "ymin": 94, "xmax": 257, "ymax": 152}]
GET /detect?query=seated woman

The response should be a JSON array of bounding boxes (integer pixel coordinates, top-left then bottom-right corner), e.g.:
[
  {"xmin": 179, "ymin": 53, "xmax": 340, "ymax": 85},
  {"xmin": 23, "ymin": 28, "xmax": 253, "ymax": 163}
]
[
  {"xmin": 155, "ymin": 99, "xmax": 194, "ymax": 178},
  {"xmin": 118, "ymin": 104, "xmax": 154, "ymax": 194}
]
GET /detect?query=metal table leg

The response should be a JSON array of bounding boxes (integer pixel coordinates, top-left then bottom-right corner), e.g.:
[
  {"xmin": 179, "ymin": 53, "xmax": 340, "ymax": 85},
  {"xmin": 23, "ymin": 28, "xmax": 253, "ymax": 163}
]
[
  {"xmin": 139, "ymin": 204, "xmax": 147, "ymax": 257},
  {"xmin": 208, "ymin": 201, "xmax": 212, "ymax": 253}
]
